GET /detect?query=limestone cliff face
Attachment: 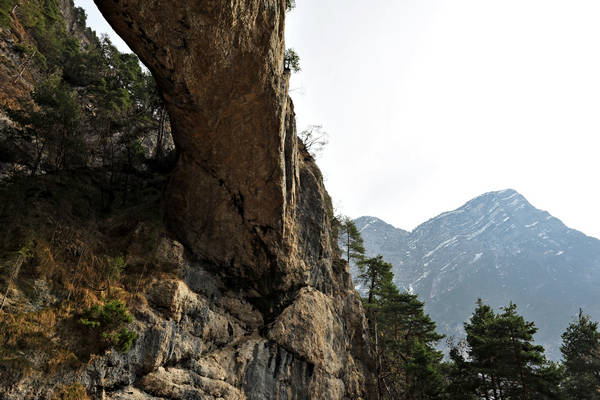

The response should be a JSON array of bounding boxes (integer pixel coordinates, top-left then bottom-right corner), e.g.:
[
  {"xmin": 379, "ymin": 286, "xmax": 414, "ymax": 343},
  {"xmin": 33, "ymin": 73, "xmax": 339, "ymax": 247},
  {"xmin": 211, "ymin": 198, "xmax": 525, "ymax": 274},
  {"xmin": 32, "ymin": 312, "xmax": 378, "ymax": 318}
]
[
  {"xmin": 94, "ymin": 0, "xmax": 291, "ymax": 285},
  {"xmin": 88, "ymin": 0, "xmax": 375, "ymax": 398}
]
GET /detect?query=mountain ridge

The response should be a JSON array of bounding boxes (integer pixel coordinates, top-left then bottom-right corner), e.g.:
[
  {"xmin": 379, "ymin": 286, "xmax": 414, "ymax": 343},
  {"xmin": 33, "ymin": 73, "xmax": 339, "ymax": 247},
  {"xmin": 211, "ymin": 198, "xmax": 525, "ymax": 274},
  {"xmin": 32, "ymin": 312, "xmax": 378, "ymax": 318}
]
[
  {"xmin": 357, "ymin": 187, "xmax": 600, "ymax": 239},
  {"xmin": 354, "ymin": 188, "xmax": 600, "ymax": 359}
]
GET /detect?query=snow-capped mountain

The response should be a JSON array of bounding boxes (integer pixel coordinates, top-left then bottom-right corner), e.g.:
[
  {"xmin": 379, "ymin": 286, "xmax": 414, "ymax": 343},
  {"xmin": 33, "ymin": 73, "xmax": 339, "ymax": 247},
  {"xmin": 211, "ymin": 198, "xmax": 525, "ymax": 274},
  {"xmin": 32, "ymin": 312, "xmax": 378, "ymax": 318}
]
[{"xmin": 354, "ymin": 189, "xmax": 600, "ymax": 359}]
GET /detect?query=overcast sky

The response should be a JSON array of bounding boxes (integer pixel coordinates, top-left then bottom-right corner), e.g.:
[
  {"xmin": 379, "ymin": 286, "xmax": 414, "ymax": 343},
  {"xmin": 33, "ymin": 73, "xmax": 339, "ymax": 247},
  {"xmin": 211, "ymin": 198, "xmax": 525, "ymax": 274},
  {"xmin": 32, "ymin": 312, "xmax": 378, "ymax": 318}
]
[{"xmin": 77, "ymin": 0, "xmax": 600, "ymax": 238}]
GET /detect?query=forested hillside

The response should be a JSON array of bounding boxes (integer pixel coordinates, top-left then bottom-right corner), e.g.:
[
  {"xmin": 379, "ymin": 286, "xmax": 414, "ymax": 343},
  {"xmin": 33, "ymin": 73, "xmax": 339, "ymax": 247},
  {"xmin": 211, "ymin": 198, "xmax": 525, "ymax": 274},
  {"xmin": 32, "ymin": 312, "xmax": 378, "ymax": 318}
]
[{"xmin": 0, "ymin": 0, "xmax": 173, "ymax": 179}]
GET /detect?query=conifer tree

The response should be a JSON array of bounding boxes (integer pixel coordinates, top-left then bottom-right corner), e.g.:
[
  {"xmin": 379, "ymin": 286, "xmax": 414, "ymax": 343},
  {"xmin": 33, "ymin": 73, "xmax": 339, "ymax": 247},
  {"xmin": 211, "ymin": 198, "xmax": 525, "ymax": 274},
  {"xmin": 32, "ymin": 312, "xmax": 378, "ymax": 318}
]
[
  {"xmin": 3, "ymin": 32, "xmax": 168, "ymax": 178},
  {"xmin": 356, "ymin": 255, "xmax": 394, "ymax": 398},
  {"xmin": 379, "ymin": 282, "xmax": 445, "ymax": 399},
  {"xmin": 560, "ymin": 309, "xmax": 600, "ymax": 400},
  {"xmin": 338, "ymin": 216, "xmax": 365, "ymax": 266},
  {"xmin": 493, "ymin": 303, "xmax": 549, "ymax": 399},
  {"xmin": 357, "ymin": 256, "xmax": 445, "ymax": 399},
  {"xmin": 463, "ymin": 299, "xmax": 502, "ymax": 399},
  {"xmin": 6, "ymin": 75, "xmax": 83, "ymax": 174},
  {"xmin": 446, "ymin": 345, "xmax": 479, "ymax": 400},
  {"xmin": 357, "ymin": 255, "xmax": 393, "ymax": 306},
  {"xmin": 453, "ymin": 300, "xmax": 561, "ymax": 400}
]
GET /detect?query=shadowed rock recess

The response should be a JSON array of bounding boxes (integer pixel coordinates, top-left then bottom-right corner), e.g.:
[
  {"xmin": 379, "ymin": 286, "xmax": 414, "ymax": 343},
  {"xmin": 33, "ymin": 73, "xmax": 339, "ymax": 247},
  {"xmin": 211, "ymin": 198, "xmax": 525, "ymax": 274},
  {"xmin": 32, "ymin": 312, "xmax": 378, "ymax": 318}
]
[{"xmin": 88, "ymin": 0, "xmax": 375, "ymax": 398}]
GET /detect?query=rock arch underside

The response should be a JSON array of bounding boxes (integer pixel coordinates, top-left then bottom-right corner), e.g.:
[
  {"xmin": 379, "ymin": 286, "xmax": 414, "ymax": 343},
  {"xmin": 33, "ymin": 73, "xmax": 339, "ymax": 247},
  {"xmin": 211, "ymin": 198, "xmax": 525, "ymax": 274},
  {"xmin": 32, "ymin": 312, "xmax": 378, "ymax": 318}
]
[{"xmin": 87, "ymin": 0, "xmax": 376, "ymax": 398}]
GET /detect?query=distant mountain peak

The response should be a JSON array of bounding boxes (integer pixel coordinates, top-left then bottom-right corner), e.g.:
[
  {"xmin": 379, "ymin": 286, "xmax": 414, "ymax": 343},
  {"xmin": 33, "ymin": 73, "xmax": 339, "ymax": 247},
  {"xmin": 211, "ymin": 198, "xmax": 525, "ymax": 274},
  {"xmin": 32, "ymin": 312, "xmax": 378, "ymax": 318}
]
[
  {"xmin": 419, "ymin": 189, "xmax": 538, "ymax": 231},
  {"xmin": 353, "ymin": 190, "xmax": 600, "ymax": 360},
  {"xmin": 354, "ymin": 215, "xmax": 408, "ymax": 235},
  {"xmin": 468, "ymin": 188, "xmax": 528, "ymax": 205}
]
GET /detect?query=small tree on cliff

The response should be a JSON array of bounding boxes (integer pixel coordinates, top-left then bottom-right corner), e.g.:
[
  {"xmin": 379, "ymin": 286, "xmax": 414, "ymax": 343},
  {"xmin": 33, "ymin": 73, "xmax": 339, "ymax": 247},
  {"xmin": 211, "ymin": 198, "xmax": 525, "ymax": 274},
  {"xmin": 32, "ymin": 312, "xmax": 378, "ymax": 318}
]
[
  {"xmin": 284, "ymin": 48, "xmax": 301, "ymax": 72},
  {"xmin": 286, "ymin": 0, "xmax": 296, "ymax": 11},
  {"xmin": 298, "ymin": 124, "xmax": 328, "ymax": 159}
]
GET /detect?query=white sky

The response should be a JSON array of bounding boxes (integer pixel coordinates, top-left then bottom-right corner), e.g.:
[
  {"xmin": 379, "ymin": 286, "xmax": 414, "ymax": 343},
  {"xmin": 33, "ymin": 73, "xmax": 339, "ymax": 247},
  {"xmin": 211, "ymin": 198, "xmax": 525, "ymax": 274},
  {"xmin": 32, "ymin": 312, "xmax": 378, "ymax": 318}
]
[
  {"xmin": 78, "ymin": 0, "xmax": 600, "ymax": 238},
  {"xmin": 74, "ymin": 0, "xmax": 132, "ymax": 52}
]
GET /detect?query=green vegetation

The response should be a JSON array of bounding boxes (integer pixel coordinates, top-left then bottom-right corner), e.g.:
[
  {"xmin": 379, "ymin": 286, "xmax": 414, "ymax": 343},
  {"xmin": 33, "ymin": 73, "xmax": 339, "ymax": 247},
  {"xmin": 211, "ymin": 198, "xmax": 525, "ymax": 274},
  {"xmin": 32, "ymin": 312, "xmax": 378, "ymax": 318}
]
[
  {"xmin": 337, "ymin": 216, "xmax": 365, "ymax": 265},
  {"xmin": 344, "ymin": 225, "xmax": 600, "ymax": 399},
  {"xmin": 379, "ymin": 286, "xmax": 446, "ymax": 399},
  {"xmin": 79, "ymin": 300, "xmax": 136, "ymax": 353},
  {"xmin": 1, "ymin": 2, "xmax": 598, "ymax": 398},
  {"xmin": 561, "ymin": 309, "xmax": 600, "ymax": 399},
  {"xmin": 284, "ymin": 48, "xmax": 301, "ymax": 72},
  {"xmin": 0, "ymin": 0, "xmax": 174, "ymax": 383},
  {"xmin": 355, "ymin": 251, "xmax": 446, "ymax": 399},
  {"xmin": 2, "ymin": 34, "xmax": 169, "ymax": 176},
  {"xmin": 0, "ymin": 0, "xmax": 77, "ymax": 68},
  {"xmin": 357, "ymin": 255, "xmax": 394, "ymax": 305},
  {"xmin": 0, "ymin": 0, "xmax": 172, "ymax": 180},
  {"xmin": 447, "ymin": 300, "xmax": 563, "ymax": 399},
  {"xmin": 6, "ymin": 75, "xmax": 83, "ymax": 174},
  {"xmin": 286, "ymin": 0, "xmax": 296, "ymax": 12},
  {"xmin": 0, "ymin": 167, "xmax": 169, "ymax": 375}
]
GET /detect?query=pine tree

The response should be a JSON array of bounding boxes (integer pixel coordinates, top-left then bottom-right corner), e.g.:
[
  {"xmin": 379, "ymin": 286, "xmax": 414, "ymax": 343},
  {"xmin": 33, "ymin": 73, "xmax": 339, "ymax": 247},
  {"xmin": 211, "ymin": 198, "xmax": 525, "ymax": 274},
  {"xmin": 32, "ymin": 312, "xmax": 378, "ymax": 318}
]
[
  {"xmin": 445, "ymin": 344, "xmax": 479, "ymax": 400},
  {"xmin": 357, "ymin": 255, "xmax": 394, "ymax": 398},
  {"xmin": 3, "ymin": 32, "xmax": 168, "ymax": 178},
  {"xmin": 560, "ymin": 309, "xmax": 600, "ymax": 400},
  {"xmin": 357, "ymin": 255, "xmax": 393, "ymax": 306},
  {"xmin": 463, "ymin": 299, "xmax": 502, "ymax": 399},
  {"xmin": 6, "ymin": 75, "xmax": 83, "ymax": 174},
  {"xmin": 338, "ymin": 216, "xmax": 365, "ymax": 266},
  {"xmin": 455, "ymin": 300, "xmax": 561, "ymax": 400},
  {"xmin": 493, "ymin": 303, "xmax": 549, "ymax": 399},
  {"xmin": 357, "ymin": 257, "xmax": 445, "ymax": 400},
  {"xmin": 379, "ymin": 283, "xmax": 445, "ymax": 399}
]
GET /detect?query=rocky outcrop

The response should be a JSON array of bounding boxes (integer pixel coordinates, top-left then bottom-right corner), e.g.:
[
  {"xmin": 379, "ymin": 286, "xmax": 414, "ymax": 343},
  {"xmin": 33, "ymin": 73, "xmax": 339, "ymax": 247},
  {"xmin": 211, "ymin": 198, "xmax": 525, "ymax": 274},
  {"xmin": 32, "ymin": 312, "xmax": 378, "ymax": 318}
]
[
  {"xmin": 93, "ymin": 0, "xmax": 292, "ymax": 284},
  {"xmin": 0, "ymin": 0, "xmax": 373, "ymax": 397},
  {"xmin": 84, "ymin": 0, "xmax": 375, "ymax": 399}
]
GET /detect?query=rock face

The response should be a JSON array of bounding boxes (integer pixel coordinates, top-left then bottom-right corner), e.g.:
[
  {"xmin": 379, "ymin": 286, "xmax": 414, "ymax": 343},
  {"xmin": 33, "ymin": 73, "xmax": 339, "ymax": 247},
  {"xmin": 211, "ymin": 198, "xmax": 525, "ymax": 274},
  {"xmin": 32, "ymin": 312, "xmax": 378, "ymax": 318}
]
[
  {"xmin": 355, "ymin": 189, "xmax": 600, "ymax": 359},
  {"xmin": 84, "ymin": 0, "xmax": 375, "ymax": 398},
  {"xmin": 94, "ymin": 0, "xmax": 293, "ymax": 286}
]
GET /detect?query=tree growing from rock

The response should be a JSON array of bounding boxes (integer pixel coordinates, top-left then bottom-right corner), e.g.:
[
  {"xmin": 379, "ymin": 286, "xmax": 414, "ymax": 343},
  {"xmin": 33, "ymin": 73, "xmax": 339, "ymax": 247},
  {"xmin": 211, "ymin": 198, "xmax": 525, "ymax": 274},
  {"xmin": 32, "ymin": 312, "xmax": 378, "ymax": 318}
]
[
  {"xmin": 284, "ymin": 48, "xmax": 301, "ymax": 72},
  {"xmin": 298, "ymin": 124, "xmax": 328, "ymax": 159}
]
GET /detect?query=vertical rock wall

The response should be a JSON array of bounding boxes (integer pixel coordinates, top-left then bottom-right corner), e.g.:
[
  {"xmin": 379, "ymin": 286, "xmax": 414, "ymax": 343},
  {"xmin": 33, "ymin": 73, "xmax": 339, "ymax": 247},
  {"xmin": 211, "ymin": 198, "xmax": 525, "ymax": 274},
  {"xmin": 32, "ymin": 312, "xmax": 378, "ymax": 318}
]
[{"xmin": 92, "ymin": 0, "xmax": 376, "ymax": 398}]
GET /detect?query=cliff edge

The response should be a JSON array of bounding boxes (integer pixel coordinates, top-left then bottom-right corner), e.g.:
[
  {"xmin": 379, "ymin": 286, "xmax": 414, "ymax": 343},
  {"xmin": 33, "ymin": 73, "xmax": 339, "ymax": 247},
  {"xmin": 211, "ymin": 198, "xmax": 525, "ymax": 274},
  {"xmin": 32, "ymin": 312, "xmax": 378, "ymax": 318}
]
[
  {"xmin": 87, "ymin": 0, "xmax": 374, "ymax": 398},
  {"xmin": 0, "ymin": 0, "xmax": 374, "ymax": 398}
]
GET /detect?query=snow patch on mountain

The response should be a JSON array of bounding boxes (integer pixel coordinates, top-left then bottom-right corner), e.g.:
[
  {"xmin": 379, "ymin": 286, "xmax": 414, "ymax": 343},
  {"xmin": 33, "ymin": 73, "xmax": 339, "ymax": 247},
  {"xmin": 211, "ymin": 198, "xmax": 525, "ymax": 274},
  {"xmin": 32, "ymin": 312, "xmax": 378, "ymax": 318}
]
[
  {"xmin": 470, "ymin": 253, "xmax": 483, "ymax": 264},
  {"xmin": 423, "ymin": 236, "xmax": 458, "ymax": 258}
]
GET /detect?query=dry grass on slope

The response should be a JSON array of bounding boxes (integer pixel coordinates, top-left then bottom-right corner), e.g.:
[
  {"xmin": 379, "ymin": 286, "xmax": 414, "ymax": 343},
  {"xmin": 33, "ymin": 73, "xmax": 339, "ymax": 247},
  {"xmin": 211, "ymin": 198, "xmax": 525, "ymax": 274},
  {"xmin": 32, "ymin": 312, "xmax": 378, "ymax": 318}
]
[{"xmin": 0, "ymin": 169, "xmax": 175, "ymax": 383}]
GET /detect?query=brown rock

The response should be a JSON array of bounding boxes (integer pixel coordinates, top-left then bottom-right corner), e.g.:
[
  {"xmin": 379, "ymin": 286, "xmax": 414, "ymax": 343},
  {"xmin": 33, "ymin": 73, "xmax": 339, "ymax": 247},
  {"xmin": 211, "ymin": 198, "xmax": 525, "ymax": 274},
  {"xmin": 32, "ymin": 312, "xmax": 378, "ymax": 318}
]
[{"xmin": 88, "ymin": 1, "xmax": 376, "ymax": 399}]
